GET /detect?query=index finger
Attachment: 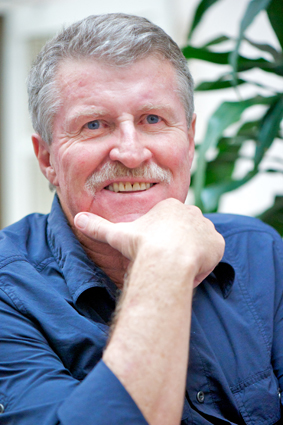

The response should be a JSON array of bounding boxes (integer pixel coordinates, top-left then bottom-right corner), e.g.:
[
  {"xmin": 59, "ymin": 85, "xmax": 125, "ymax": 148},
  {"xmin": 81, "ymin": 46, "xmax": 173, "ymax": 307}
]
[{"xmin": 74, "ymin": 212, "xmax": 114, "ymax": 244}]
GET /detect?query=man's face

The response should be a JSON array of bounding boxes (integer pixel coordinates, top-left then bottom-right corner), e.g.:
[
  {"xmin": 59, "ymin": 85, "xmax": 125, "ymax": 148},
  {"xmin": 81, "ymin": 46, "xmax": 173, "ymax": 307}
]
[{"xmin": 39, "ymin": 56, "xmax": 195, "ymax": 223}]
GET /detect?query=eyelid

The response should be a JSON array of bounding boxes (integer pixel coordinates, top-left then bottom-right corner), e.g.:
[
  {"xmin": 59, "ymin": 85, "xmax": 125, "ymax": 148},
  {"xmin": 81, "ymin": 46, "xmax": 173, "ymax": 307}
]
[
  {"xmin": 142, "ymin": 113, "xmax": 162, "ymax": 124},
  {"xmin": 84, "ymin": 119, "xmax": 103, "ymax": 128}
]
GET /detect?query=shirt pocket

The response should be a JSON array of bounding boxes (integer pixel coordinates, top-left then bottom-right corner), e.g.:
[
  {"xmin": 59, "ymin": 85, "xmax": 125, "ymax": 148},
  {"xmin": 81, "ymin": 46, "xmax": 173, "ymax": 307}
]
[{"xmin": 231, "ymin": 368, "xmax": 281, "ymax": 425}]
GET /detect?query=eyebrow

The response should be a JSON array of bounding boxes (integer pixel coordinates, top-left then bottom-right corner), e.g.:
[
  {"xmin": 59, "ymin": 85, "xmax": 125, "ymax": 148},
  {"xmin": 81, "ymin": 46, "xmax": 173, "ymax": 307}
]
[
  {"xmin": 139, "ymin": 103, "xmax": 175, "ymax": 114},
  {"xmin": 65, "ymin": 103, "xmax": 177, "ymax": 130},
  {"xmin": 65, "ymin": 107, "xmax": 109, "ymax": 129}
]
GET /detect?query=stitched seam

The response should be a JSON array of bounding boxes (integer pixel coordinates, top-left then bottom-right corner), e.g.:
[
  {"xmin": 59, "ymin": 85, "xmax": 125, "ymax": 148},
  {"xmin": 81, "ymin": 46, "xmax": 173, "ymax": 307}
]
[
  {"xmin": 233, "ymin": 392, "xmax": 254, "ymax": 425},
  {"xmin": 230, "ymin": 368, "xmax": 271, "ymax": 393},
  {"xmin": 34, "ymin": 257, "xmax": 55, "ymax": 272},
  {"xmin": 0, "ymin": 283, "xmax": 28, "ymax": 314},
  {"xmin": 273, "ymin": 238, "xmax": 283, "ymax": 318},
  {"xmin": 189, "ymin": 338, "xmax": 220, "ymax": 411},
  {"xmin": 225, "ymin": 239, "xmax": 271, "ymax": 354},
  {"xmin": 0, "ymin": 256, "xmax": 26, "ymax": 271},
  {"xmin": 238, "ymin": 270, "xmax": 271, "ymax": 353},
  {"xmin": 216, "ymin": 226, "xmax": 278, "ymax": 240}
]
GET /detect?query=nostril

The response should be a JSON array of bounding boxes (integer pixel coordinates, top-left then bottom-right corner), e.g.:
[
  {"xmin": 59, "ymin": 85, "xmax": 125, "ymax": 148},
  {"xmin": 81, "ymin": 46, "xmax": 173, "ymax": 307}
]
[{"xmin": 109, "ymin": 146, "xmax": 152, "ymax": 169}]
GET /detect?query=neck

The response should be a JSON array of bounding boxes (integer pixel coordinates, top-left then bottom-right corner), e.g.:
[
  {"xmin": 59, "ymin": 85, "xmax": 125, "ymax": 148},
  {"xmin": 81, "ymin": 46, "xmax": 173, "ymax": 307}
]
[{"xmin": 72, "ymin": 226, "xmax": 129, "ymax": 289}]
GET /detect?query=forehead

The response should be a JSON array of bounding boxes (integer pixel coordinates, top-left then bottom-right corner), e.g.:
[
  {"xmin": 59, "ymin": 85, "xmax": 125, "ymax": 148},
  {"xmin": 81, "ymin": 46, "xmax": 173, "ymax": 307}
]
[
  {"xmin": 51, "ymin": 56, "xmax": 189, "ymax": 133},
  {"xmin": 55, "ymin": 56, "xmax": 181, "ymax": 105}
]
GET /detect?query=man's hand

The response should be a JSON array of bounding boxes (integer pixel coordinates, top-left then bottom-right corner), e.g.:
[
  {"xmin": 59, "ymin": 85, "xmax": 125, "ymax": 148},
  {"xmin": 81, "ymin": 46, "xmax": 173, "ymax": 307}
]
[
  {"xmin": 74, "ymin": 199, "xmax": 225, "ymax": 425},
  {"xmin": 74, "ymin": 198, "xmax": 224, "ymax": 286}
]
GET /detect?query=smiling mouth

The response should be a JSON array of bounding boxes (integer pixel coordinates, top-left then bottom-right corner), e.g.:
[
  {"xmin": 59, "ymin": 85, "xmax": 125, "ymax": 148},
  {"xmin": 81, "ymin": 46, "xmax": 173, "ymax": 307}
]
[{"xmin": 105, "ymin": 182, "xmax": 154, "ymax": 192}]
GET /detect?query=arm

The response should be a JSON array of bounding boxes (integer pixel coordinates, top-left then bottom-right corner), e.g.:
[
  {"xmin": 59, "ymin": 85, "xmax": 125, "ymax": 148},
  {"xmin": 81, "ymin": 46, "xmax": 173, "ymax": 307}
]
[
  {"xmin": 74, "ymin": 198, "xmax": 225, "ymax": 425},
  {"xmin": 0, "ymin": 270, "xmax": 148, "ymax": 425}
]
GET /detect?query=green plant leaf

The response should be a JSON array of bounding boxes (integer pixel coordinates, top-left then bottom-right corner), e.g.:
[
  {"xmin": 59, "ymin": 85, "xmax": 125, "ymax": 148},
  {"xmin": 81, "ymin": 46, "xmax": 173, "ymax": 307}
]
[
  {"xmin": 196, "ymin": 75, "xmax": 282, "ymax": 92},
  {"xmin": 230, "ymin": 0, "xmax": 273, "ymax": 80},
  {"xmin": 182, "ymin": 45, "xmax": 229, "ymax": 63},
  {"xmin": 204, "ymin": 137, "xmax": 243, "ymax": 185},
  {"xmin": 203, "ymin": 35, "xmax": 231, "ymax": 47},
  {"xmin": 237, "ymin": 120, "xmax": 261, "ymax": 138},
  {"xmin": 254, "ymin": 96, "xmax": 283, "ymax": 167},
  {"xmin": 185, "ymin": 0, "xmax": 283, "ymax": 225},
  {"xmin": 182, "ymin": 45, "xmax": 283, "ymax": 75},
  {"xmin": 244, "ymin": 36, "xmax": 282, "ymax": 60},
  {"xmin": 267, "ymin": 0, "xmax": 283, "ymax": 50},
  {"xmin": 264, "ymin": 168, "xmax": 283, "ymax": 173},
  {"xmin": 200, "ymin": 171, "xmax": 257, "ymax": 211},
  {"xmin": 257, "ymin": 195, "xmax": 283, "ymax": 236},
  {"xmin": 196, "ymin": 77, "xmax": 246, "ymax": 91},
  {"xmin": 193, "ymin": 95, "xmax": 278, "ymax": 209},
  {"xmin": 188, "ymin": 0, "xmax": 221, "ymax": 40}
]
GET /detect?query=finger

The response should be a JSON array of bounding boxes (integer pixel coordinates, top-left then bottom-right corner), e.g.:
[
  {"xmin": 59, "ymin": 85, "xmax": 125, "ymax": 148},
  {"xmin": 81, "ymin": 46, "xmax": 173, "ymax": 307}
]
[{"xmin": 74, "ymin": 212, "xmax": 114, "ymax": 244}]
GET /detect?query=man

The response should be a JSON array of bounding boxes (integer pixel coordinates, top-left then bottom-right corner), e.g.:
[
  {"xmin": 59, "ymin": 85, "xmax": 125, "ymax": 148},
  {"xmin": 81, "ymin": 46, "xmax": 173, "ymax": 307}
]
[{"xmin": 0, "ymin": 13, "xmax": 282, "ymax": 425}]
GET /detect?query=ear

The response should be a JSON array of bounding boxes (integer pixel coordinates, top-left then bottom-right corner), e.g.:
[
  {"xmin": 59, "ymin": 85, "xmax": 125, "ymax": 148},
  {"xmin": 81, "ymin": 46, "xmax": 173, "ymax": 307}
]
[
  {"xmin": 187, "ymin": 113, "xmax": 196, "ymax": 170},
  {"xmin": 32, "ymin": 134, "xmax": 59, "ymax": 187}
]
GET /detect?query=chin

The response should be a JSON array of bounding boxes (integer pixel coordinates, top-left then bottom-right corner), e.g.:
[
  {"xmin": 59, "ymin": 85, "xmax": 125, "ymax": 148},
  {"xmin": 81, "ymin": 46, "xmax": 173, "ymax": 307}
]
[{"xmin": 109, "ymin": 212, "xmax": 145, "ymax": 223}]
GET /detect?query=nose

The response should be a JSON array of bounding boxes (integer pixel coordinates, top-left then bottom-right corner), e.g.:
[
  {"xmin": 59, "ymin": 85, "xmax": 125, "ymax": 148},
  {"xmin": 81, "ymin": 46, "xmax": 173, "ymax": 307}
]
[{"xmin": 109, "ymin": 120, "xmax": 152, "ymax": 168}]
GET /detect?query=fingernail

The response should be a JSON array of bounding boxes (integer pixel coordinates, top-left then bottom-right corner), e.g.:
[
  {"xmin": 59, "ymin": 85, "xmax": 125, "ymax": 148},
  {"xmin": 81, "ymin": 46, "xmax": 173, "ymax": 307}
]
[{"xmin": 75, "ymin": 213, "xmax": 89, "ymax": 229}]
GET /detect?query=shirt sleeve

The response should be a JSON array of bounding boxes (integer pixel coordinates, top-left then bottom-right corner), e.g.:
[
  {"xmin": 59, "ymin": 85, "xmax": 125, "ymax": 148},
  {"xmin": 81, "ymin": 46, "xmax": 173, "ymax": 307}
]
[
  {"xmin": 0, "ymin": 290, "xmax": 148, "ymax": 425},
  {"xmin": 58, "ymin": 360, "xmax": 148, "ymax": 425}
]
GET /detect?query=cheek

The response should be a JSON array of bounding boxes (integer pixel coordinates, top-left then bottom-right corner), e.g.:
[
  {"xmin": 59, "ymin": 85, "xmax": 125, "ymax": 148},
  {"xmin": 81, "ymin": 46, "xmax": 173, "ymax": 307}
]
[
  {"xmin": 156, "ymin": 140, "xmax": 191, "ymax": 173},
  {"xmin": 59, "ymin": 148, "xmax": 98, "ymax": 185}
]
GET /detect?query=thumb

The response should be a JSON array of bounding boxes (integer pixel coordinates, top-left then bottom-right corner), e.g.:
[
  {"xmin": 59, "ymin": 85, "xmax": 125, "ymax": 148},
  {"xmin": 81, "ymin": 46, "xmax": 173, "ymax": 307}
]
[{"xmin": 74, "ymin": 212, "xmax": 114, "ymax": 244}]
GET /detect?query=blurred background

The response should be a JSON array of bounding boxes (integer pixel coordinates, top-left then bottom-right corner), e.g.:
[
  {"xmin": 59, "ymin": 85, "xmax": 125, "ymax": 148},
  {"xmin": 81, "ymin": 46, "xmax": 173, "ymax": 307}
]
[{"xmin": 0, "ymin": 0, "xmax": 282, "ymax": 230}]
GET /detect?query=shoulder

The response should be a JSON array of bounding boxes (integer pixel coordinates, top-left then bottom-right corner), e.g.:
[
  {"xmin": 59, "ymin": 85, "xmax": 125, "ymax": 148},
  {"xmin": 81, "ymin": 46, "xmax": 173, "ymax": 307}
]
[
  {"xmin": 205, "ymin": 212, "xmax": 281, "ymax": 241},
  {"xmin": 0, "ymin": 213, "xmax": 50, "ymax": 267},
  {"xmin": 206, "ymin": 213, "xmax": 283, "ymax": 281}
]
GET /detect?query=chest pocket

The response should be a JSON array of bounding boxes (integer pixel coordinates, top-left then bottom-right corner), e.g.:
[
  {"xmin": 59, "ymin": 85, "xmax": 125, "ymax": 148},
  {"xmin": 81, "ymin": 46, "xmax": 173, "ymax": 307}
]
[{"xmin": 231, "ymin": 368, "xmax": 281, "ymax": 425}]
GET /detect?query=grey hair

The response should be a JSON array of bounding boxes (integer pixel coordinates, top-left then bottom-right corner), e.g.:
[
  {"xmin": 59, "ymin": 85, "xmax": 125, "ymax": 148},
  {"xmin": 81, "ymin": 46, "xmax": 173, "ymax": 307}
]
[{"xmin": 27, "ymin": 13, "xmax": 194, "ymax": 145}]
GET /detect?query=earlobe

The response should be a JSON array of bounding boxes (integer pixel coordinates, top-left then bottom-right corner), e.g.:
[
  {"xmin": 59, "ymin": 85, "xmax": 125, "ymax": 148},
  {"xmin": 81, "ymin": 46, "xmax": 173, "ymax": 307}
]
[{"xmin": 32, "ymin": 134, "xmax": 59, "ymax": 186}]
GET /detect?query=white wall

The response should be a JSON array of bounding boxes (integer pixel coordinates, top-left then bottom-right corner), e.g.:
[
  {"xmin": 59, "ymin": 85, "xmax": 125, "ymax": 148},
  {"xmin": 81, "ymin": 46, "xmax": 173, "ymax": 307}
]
[{"xmin": 0, "ymin": 0, "xmax": 282, "ymax": 227}]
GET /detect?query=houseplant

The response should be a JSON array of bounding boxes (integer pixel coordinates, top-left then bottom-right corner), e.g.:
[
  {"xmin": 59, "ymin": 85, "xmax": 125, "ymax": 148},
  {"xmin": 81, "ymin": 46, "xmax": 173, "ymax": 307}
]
[{"xmin": 182, "ymin": 0, "xmax": 283, "ymax": 234}]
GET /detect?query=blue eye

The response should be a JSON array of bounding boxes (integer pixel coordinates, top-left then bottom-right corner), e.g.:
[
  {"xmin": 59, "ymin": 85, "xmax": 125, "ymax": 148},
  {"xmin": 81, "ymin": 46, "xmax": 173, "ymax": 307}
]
[
  {"xmin": 87, "ymin": 120, "xmax": 100, "ymax": 130},
  {"xmin": 146, "ymin": 115, "xmax": 159, "ymax": 124}
]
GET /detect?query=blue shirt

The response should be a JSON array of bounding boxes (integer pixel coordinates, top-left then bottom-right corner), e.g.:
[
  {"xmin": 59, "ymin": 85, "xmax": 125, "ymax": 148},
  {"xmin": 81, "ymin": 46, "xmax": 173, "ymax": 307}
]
[{"xmin": 0, "ymin": 195, "xmax": 282, "ymax": 424}]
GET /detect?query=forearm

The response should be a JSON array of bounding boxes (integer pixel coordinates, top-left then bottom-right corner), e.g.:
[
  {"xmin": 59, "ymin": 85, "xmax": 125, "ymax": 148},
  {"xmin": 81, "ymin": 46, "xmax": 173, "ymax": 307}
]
[
  {"xmin": 103, "ymin": 247, "xmax": 195, "ymax": 425},
  {"xmin": 75, "ymin": 199, "xmax": 225, "ymax": 424}
]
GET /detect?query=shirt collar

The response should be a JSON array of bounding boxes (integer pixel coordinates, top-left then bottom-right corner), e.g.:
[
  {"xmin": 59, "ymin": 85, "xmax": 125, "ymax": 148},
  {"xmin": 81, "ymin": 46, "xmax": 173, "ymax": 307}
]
[
  {"xmin": 47, "ymin": 195, "xmax": 119, "ymax": 304},
  {"xmin": 47, "ymin": 195, "xmax": 235, "ymax": 301},
  {"xmin": 214, "ymin": 235, "xmax": 236, "ymax": 298},
  {"xmin": 207, "ymin": 261, "xmax": 235, "ymax": 298}
]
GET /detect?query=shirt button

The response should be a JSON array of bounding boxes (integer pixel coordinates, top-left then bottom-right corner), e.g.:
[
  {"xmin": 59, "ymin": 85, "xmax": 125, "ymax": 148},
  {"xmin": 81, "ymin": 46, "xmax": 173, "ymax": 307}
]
[
  {"xmin": 0, "ymin": 404, "xmax": 4, "ymax": 414},
  {"xmin": 196, "ymin": 391, "xmax": 205, "ymax": 403}
]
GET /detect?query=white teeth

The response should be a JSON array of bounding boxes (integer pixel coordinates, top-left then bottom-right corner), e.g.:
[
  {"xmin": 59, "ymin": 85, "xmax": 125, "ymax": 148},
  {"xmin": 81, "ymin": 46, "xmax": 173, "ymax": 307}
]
[
  {"xmin": 125, "ymin": 182, "xmax": 132, "ymax": 191},
  {"xmin": 133, "ymin": 182, "xmax": 140, "ymax": 191},
  {"xmin": 119, "ymin": 182, "xmax": 125, "ymax": 192},
  {"xmin": 106, "ymin": 182, "xmax": 153, "ymax": 192}
]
